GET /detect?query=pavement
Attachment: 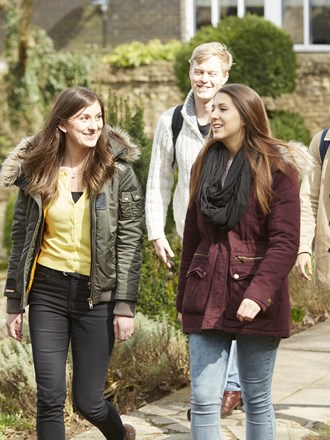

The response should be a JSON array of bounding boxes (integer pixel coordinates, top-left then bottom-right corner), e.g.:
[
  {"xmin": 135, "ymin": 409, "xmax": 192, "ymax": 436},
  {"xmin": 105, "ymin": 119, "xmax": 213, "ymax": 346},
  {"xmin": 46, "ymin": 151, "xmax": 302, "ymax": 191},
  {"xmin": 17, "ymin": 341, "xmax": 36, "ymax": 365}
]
[{"xmin": 71, "ymin": 319, "xmax": 330, "ymax": 440}]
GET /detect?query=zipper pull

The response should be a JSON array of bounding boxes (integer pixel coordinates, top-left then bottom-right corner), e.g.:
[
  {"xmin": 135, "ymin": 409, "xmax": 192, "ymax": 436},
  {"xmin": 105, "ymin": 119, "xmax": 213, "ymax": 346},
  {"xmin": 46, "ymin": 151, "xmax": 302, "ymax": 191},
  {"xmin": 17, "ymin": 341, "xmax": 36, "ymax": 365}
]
[{"xmin": 87, "ymin": 297, "xmax": 93, "ymax": 309}]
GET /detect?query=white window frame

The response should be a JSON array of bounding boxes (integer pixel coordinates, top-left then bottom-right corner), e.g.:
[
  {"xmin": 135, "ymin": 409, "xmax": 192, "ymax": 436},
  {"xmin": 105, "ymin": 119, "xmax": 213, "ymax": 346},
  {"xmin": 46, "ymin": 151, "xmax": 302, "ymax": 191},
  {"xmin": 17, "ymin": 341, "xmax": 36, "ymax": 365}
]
[{"xmin": 185, "ymin": 0, "xmax": 330, "ymax": 52}]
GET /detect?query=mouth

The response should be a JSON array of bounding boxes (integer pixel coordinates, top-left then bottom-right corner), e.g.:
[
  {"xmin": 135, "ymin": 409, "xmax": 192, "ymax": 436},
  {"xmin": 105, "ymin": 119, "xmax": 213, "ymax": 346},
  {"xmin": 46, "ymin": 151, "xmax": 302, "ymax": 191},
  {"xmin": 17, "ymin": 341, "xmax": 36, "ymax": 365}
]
[
  {"xmin": 212, "ymin": 123, "xmax": 223, "ymax": 130},
  {"xmin": 197, "ymin": 85, "xmax": 210, "ymax": 91},
  {"xmin": 84, "ymin": 132, "xmax": 98, "ymax": 139}
]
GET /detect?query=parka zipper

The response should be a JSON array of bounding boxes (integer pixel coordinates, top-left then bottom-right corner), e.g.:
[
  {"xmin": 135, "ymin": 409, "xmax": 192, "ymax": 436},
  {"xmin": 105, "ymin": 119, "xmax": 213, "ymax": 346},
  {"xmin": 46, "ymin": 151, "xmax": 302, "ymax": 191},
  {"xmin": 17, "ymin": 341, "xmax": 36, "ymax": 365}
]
[
  {"xmin": 236, "ymin": 255, "xmax": 264, "ymax": 262},
  {"xmin": 87, "ymin": 197, "xmax": 96, "ymax": 309}
]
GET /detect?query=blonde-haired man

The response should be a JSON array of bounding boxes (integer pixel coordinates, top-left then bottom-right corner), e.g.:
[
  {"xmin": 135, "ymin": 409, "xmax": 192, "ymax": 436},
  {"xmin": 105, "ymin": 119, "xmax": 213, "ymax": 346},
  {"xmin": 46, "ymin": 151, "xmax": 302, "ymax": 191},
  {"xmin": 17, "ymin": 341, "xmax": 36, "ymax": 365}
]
[{"xmin": 146, "ymin": 42, "xmax": 243, "ymax": 418}]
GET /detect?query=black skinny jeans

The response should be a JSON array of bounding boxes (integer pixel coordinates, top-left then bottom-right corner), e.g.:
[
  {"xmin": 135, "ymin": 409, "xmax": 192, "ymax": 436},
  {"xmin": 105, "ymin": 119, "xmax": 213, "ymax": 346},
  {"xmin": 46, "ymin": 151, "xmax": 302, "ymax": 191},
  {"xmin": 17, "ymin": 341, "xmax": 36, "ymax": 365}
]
[{"xmin": 28, "ymin": 264, "xmax": 125, "ymax": 440}]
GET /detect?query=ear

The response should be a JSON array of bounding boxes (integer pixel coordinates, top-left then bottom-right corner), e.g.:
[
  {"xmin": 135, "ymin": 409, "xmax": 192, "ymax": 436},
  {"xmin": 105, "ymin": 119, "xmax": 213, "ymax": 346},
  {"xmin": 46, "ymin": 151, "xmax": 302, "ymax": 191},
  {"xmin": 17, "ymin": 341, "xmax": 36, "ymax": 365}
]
[
  {"xmin": 58, "ymin": 124, "xmax": 67, "ymax": 133},
  {"xmin": 222, "ymin": 73, "xmax": 229, "ymax": 86}
]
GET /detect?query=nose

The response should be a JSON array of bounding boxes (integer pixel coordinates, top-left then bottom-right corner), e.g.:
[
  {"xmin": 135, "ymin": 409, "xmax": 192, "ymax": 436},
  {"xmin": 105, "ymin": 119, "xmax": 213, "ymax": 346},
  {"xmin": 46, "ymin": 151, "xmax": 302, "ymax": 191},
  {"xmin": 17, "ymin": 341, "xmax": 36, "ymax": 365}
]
[
  {"xmin": 200, "ymin": 72, "xmax": 209, "ymax": 82},
  {"xmin": 211, "ymin": 108, "xmax": 220, "ymax": 119},
  {"xmin": 88, "ymin": 118, "xmax": 98, "ymax": 130}
]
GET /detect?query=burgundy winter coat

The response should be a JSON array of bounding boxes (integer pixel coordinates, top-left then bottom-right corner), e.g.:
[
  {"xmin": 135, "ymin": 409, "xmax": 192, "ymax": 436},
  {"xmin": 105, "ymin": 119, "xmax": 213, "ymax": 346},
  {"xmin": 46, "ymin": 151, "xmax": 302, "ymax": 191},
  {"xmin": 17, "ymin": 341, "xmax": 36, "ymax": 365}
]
[{"xmin": 176, "ymin": 169, "xmax": 300, "ymax": 338}]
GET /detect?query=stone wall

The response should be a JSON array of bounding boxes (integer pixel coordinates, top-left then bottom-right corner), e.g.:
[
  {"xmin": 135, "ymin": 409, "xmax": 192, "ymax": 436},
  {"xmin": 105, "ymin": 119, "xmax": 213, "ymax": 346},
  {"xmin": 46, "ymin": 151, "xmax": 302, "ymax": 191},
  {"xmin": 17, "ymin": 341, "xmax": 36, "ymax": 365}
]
[{"xmin": 94, "ymin": 52, "xmax": 330, "ymax": 140}]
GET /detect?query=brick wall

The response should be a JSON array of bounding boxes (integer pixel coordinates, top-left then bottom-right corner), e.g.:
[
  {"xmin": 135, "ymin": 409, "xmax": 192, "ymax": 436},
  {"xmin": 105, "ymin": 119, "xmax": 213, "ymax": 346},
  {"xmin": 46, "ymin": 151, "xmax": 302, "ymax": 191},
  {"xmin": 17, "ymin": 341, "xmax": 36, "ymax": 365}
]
[{"xmin": 31, "ymin": 0, "xmax": 182, "ymax": 50}]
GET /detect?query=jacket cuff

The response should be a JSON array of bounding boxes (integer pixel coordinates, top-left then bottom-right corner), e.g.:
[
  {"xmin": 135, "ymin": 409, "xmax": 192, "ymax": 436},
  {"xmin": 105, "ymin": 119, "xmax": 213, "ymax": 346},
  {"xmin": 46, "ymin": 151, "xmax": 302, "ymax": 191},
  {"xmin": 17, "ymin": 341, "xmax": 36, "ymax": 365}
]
[
  {"xmin": 113, "ymin": 300, "xmax": 136, "ymax": 317},
  {"xmin": 6, "ymin": 298, "xmax": 23, "ymax": 314},
  {"xmin": 298, "ymin": 244, "xmax": 312, "ymax": 255}
]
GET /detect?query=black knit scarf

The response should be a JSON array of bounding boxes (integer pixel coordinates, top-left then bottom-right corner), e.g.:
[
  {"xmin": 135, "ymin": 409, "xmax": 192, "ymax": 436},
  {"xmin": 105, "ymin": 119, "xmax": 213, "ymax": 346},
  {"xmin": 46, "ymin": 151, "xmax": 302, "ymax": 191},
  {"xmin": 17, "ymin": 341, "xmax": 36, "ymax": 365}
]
[{"xmin": 198, "ymin": 142, "xmax": 252, "ymax": 231}]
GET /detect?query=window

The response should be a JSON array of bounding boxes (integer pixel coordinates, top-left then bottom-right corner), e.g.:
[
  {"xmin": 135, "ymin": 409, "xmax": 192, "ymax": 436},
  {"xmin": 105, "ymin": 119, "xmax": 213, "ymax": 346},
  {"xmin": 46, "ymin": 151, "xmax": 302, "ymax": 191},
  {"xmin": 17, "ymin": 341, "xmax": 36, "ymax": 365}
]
[
  {"xmin": 245, "ymin": 0, "xmax": 264, "ymax": 16},
  {"xmin": 310, "ymin": 0, "xmax": 330, "ymax": 44},
  {"xmin": 219, "ymin": 0, "xmax": 237, "ymax": 18},
  {"xmin": 196, "ymin": 0, "xmax": 212, "ymax": 30},
  {"xmin": 283, "ymin": 0, "xmax": 304, "ymax": 44},
  {"xmin": 283, "ymin": 0, "xmax": 330, "ymax": 48},
  {"xmin": 187, "ymin": 0, "xmax": 330, "ymax": 49}
]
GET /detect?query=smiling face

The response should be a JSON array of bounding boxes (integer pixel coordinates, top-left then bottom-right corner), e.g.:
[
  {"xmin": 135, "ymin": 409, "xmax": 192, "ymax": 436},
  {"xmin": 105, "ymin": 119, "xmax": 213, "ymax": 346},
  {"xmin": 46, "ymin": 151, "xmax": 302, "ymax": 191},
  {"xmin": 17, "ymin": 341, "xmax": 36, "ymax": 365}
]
[
  {"xmin": 59, "ymin": 100, "xmax": 104, "ymax": 151},
  {"xmin": 211, "ymin": 92, "xmax": 245, "ymax": 158},
  {"xmin": 189, "ymin": 55, "xmax": 228, "ymax": 104}
]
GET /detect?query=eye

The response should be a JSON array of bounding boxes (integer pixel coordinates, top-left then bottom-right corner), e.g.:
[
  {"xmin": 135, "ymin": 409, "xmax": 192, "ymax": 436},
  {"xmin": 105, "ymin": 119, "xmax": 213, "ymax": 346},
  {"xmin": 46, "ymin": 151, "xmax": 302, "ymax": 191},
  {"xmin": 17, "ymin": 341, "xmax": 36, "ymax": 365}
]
[{"xmin": 211, "ymin": 105, "xmax": 215, "ymax": 112}]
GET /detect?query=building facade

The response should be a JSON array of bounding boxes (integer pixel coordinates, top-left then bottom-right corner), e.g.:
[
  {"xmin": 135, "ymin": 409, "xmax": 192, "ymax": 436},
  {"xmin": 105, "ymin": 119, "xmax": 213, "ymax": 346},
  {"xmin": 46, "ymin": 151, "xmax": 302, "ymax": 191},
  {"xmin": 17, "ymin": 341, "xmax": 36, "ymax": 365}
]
[
  {"xmin": 189, "ymin": 0, "xmax": 330, "ymax": 52},
  {"xmin": 1, "ymin": 0, "xmax": 329, "ymax": 51}
]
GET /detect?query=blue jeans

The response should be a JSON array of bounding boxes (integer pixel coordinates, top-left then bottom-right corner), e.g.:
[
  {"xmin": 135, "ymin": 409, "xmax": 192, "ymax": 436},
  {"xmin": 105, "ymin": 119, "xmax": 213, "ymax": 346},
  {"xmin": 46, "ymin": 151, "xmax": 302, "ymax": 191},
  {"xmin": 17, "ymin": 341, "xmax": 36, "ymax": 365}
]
[
  {"xmin": 225, "ymin": 340, "xmax": 240, "ymax": 391},
  {"xmin": 189, "ymin": 330, "xmax": 280, "ymax": 440},
  {"xmin": 28, "ymin": 264, "xmax": 125, "ymax": 440}
]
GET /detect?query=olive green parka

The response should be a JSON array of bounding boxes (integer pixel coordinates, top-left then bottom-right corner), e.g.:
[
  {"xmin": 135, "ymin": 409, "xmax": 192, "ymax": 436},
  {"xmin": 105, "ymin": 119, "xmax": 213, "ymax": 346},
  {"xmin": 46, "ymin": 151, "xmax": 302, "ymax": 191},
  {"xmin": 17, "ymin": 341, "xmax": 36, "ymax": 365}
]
[{"xmin": 0, "ymin": 126, "xmax": 145, "ymax": 317}]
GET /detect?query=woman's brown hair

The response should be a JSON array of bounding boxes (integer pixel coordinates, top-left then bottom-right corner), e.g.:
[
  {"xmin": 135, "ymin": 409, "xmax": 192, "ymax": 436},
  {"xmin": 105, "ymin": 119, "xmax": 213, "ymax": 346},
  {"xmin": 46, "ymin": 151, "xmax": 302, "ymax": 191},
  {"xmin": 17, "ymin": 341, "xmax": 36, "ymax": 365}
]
[
  {"xmin": 23, "ymin": 86, "xmax": 114, "ymax": 205},
  {"xmin": 190, "ymin": 83, "xmax": 295, "ymax": 214}
]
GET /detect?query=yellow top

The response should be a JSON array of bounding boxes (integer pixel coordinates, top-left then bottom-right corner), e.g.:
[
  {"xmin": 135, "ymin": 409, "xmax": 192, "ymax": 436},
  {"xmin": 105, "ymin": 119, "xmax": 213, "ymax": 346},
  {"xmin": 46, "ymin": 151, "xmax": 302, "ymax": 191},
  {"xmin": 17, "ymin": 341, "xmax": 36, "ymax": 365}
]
[{"xmin": 37, "ymin": 171, "xmax": 91, "ymax": 275}]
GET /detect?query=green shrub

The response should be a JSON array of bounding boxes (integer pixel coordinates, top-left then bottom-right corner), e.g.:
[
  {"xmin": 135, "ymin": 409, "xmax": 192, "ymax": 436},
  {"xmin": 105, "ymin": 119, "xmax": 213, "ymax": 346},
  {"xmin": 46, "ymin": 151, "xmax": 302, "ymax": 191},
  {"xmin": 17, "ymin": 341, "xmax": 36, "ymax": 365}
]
[
  {"xmin": 102, "ymin": 39, "xmax": 182, "ymax": 68},
  {"xmin": 105, "ymin": 313, "xmax": 189, "ymax": 412},
  {"xmin": 174, "ymin": 15, "xmax": 296, "ymax": 98},
  {"xmin": 0, "ymin": 336, "xmax": 74, "ymax": 425},
  {"xmin": 4, "ymin": 23, "xmax": 96, "ymax": 133},
  {"xmin": 268, "ymin": 110, "xmax": 311, "ymax": 146},
  {"xmin": 137, "ymin": 235, "xmax": 182, "ymax": 326},
  {"xmin": 104, "ymin": 89, "xmax": 152, "ymax": 192}
]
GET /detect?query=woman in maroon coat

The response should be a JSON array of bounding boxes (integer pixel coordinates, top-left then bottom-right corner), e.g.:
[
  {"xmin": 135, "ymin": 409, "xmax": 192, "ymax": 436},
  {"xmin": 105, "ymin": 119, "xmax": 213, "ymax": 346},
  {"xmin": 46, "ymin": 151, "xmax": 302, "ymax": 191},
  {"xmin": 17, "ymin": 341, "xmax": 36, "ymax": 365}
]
[{"xmin": 176, "ymin": 84, "xmax": 313, "ymax": 440}]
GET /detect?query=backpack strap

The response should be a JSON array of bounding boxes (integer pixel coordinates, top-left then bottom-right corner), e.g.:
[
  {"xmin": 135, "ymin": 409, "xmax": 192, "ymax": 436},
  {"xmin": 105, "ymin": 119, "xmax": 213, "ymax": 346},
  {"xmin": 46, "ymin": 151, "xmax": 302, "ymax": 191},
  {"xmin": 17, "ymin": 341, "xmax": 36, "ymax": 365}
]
[
  {"xmin": 171, "ymin": 104, "xmax": 184, "ymax": 168},
  {"xmin": 319, "ymin": 128, "xmax": 329, "ymax": 166}
]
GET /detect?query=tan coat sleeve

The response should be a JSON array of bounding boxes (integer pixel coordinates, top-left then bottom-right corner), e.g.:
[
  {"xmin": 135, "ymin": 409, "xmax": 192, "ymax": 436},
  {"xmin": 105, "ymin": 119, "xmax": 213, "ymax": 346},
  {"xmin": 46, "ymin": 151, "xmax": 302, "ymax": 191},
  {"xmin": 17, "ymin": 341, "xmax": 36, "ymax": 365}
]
[{"xmin": 298, "ymin": 131, "xmax": 322, "ymax": 255}]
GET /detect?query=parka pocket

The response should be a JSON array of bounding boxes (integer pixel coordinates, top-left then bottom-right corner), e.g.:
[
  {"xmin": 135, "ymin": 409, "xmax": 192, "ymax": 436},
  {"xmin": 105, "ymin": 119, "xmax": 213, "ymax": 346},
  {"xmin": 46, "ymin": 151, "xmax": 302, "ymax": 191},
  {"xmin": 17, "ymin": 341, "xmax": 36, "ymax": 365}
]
[
  {"xmin": 120, "ymin": 189, "xmax": 143, "ymax": 220},
  {"xmin": 227, "ymin": 253, "xmax": 266, "ymax": 319},
  {"xmin": 182, "ymin": 254, "xmax": 210, "ymax": 315}
]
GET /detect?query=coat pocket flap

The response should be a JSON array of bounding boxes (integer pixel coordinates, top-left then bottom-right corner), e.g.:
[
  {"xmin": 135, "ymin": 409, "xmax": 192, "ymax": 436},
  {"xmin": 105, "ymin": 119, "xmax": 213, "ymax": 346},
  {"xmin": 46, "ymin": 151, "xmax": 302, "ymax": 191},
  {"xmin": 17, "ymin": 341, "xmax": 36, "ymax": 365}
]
[
  {"xmin": 186, "ymin": 253, "xmax": 209, "ymax": 279},
  {"xmin": 229, "ymin": 255, "xmax": 264, "ymax": 281}
]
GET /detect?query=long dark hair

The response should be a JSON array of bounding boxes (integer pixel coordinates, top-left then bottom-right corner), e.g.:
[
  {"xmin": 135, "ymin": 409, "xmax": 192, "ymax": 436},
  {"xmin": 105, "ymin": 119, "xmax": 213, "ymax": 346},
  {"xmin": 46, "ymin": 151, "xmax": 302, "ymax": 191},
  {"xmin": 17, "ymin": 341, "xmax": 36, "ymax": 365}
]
[
  {"xmin": 190, "ymin": 84, "xmax": 295, "ymax": 213},
  {"xmin": 23, "ymin": 86, "xmax": 114, "ymax": 205}
]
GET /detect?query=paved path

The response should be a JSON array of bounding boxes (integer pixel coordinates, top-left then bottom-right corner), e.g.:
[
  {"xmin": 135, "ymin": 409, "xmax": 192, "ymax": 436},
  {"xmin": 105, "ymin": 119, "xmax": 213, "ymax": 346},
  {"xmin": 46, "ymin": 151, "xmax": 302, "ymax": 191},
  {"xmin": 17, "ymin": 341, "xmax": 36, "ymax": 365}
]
[{"xmin": 71, "ymin": 319, "xmax": 330, "ymax": 439}]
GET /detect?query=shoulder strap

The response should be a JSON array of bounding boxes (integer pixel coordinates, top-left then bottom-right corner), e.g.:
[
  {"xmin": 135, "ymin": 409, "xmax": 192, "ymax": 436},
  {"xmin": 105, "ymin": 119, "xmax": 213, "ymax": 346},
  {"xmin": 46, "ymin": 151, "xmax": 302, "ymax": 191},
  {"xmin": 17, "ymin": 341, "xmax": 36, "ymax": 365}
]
[
  {"xmin": 319, "ymin": 128, "xmax": 329, "ymax": 166},
  {"xmin": 171, "ymin": 104, "xmax": 183, "ymax": 168}
]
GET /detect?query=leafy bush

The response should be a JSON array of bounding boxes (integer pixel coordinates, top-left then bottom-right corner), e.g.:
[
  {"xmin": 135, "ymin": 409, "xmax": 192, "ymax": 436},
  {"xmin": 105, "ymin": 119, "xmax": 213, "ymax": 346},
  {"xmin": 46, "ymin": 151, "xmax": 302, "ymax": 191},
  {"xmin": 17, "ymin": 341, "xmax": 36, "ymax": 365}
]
[
  {"xmin": 102, "ymin": 39, "xmax": 182, "ymax": 68},
  {"xmin": 105, "ymin": 313, "xmax": 189, "ymax": 412},
  {"xmin": 268, "ymin": 110, "xmax": 311, "ymax": 146},
  {"xmin": 174, "ymin": 15, "xmax": 296, "ymax": 98},
  {"xmin": 104, "ymin": 89, "xmax": 152, "ymax": 192},
  {"xmin": 137, "ymin": 235, "xmax": 182, "ymax": 326},
  {"xmin": 289, "ymin": 268, "xmax": 330, "ymax": 328},
  {"xmin": 4, "ymin": 22, "xmax": 96, "ymax": 133}
]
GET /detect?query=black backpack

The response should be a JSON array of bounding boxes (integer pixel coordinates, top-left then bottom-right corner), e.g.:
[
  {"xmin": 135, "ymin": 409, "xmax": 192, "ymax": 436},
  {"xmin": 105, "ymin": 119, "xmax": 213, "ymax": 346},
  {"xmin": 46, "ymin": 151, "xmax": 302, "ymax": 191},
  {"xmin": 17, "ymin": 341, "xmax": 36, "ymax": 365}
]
[
  {"xmin": 319, "ymin": 128, "xmax": 329, "ymax": 167},
  {"xmin": 171, "ymin": 104, "xmax": 183, "ymax": 168}
]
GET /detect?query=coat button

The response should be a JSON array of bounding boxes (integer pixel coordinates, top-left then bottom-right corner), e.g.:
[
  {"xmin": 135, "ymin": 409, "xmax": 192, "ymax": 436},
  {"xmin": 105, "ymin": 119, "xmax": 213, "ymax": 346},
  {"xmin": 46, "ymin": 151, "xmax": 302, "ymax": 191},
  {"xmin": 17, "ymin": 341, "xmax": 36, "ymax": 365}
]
[
  {"xmin": 233, "ymin": 273, "xmax": 239, "ymax": 280},
  {"xmin": 267, "ymin": 298, "xmax": 273, "ymax": 305}
]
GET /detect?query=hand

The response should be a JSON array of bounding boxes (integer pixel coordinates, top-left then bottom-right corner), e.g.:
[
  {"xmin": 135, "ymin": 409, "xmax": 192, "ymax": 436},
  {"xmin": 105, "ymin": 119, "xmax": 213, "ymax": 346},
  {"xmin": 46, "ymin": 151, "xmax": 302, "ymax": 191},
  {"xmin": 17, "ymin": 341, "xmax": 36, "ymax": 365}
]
[
  {"xmin": 177, "ymin": 312, "xmax": 182, "ymax": 324},
  {"xmin": 6, "ymin": 313, "xmax": 23, "ymax": 342},
  {"xmin": 295, "ymin": 253, "xmax": 312, "ymax": 281},
  {"xmin": 153, "ymin": 238, "xmax": 175, "ymax": 268},
  {"xmin": 236, "ymin": 299, "xmax": 261, "ymax": 322},
  {"xmin": 113, "ymin": 315, "xmax": 134, "ymax": 343}
]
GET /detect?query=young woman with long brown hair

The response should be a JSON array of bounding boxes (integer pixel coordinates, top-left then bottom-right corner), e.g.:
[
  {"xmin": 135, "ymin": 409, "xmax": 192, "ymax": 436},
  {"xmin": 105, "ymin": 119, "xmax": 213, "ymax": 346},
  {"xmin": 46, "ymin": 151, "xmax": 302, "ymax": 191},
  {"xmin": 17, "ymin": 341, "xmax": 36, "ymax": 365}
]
[
  {"xmin": 177, "ymin": 84, "xmax": 313, "ymax": 440},
  {"xmin": 1, "ymin": 86, "xmax": 143, "ymax": 440}
]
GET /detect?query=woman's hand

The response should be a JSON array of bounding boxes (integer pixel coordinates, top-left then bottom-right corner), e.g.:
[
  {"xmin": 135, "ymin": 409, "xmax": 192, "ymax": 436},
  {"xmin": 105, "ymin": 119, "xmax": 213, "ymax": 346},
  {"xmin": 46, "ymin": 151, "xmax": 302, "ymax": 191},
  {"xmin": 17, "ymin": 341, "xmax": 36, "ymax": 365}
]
[
  {"xmin": 236, "ymin": 298, "xmax": 261, "ymax": 322},
  {"xmin": 177, "ymin": 312, "xmax": 182, "ymax": 324},
  {"xmin": 113, "ymin": 316, "xmax": 134, "ymax": 343},
  {"xmin": 6, "ymin": 313, "xmax": 23, "ymax": 342},
  {"xmin": 295, "ymin": 252, "xmax": 312, "ymax": 281}
]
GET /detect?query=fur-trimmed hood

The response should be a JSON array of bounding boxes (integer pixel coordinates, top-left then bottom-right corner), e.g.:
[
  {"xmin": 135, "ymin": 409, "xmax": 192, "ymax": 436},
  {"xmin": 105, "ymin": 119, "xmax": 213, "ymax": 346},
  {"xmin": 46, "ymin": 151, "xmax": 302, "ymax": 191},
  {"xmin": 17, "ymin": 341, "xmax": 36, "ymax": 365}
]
[
  {"xmin": 278, "ymin": 141, "xmax": 316, "ymax": 179},
  {"xmin": 0, "ymin": 125, "xmax": 140, "ymax": 188}
]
